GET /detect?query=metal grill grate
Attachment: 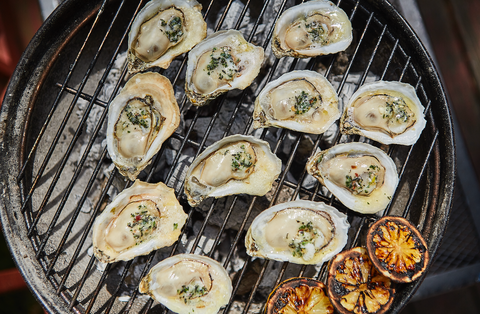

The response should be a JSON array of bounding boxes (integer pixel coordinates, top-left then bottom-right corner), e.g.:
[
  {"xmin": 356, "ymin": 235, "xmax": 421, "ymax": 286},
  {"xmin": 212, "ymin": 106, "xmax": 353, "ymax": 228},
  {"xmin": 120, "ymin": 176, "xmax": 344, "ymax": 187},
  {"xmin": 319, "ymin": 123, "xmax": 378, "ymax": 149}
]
[{"xmin": 0, "ymin": 0, "xmax": 455, "ymax": 313}]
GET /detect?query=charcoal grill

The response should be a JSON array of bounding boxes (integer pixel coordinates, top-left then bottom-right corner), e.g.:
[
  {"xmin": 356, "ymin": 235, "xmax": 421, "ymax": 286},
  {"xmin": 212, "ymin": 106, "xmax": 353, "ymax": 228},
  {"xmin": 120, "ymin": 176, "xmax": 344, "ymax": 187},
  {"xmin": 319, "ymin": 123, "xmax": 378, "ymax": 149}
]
[{"xmin": 0, "ymin": 0, "xmax": 455, "ymax": 313}]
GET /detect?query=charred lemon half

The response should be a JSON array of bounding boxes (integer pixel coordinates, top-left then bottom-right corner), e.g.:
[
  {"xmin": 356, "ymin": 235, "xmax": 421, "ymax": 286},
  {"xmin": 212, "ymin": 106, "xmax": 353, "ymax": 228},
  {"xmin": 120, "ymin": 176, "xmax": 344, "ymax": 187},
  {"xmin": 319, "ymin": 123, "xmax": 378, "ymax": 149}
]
[
  {"xmin": 366, "ymin": 216, "xmax": 429, "ymax": 283},
  {"xmin": 265, "ymin": 277, "xmax": 333, "ymax": 314},
  {"xmin": 327, "ymin": 247, "xmax": 394, "ymax": 314}
]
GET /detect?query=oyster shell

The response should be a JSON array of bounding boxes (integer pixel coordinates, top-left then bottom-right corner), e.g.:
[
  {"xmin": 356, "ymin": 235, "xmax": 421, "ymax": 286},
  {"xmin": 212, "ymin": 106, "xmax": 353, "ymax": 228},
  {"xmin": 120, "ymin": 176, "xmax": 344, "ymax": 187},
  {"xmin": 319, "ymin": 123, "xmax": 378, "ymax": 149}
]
[
  {"xmin": 253, "ymin": 70, "xmax": 340, "ymax": 134},
  {"xmin": 127, "ymin": 0, "xmax": 207, "ymax": 73},
  {"xmin": 106, "ymin": 72, "xmax": 180, "ymax": 180},
  {"xmin": 245, "ymin": 200, "xmax": 349, "ymax": 265},
  {"xmin": 340, "ymin": 80, "xmax": 426, "ymax": 145},
  {"xmin": 184, "ymin": 135, "xmax": 282, "ymax": 207},
  {"xmin": 139, "ymin": 254, "xmax": 232, "ymax": 314},
  {"xmin": 92, "ymin": 180, "xmax": 187, "ymax": 263},
  {"xmin": 306, "ymin": 142, "xmax": 398, "ymax": 214},
  {"xmin": 272, "ymin": 0, "xmax": 352, "ymax": 58},
  {"xmin": 185, "ymin": 29, "xmax": 264, "ymax": 106}
]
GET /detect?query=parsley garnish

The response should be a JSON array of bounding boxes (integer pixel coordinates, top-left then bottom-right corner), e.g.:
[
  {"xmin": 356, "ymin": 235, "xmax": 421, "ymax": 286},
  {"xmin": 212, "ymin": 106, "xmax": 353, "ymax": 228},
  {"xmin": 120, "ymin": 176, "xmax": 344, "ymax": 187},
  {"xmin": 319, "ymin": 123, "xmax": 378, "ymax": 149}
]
[
  {"xmin": 231, "ymin": 148, "xmax": 253, "ymax": 172},
  {"xmin": 294, "ymin": 91, "xmax": 318, "ymax": 114},
  {"xmin": 177, "ymin": 284, "xmax": 208, "ymax": 304},
  {"xmin": 163, "ymin": 16, "xmax": 183, "ymax": 43}
]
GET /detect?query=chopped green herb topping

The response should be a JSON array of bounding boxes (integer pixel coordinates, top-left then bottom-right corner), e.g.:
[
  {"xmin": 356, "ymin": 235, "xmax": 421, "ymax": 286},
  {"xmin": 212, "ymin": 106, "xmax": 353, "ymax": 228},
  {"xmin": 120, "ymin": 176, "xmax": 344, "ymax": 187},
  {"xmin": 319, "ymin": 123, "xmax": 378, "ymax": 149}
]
[
  {"xmin": 345, "ymin": 167, "xmax": 380, "ymax": 196},
  {"xmin": 383, "ymin": 97, "xmax": 412, "ymax": 123},
  {"xmin": 305, "ymin": 21, "xmax": 328, "ymax": 44},
  {"xmin": 163, "ymin": 16, "xmax": 183, "ymax": 43},
  {"xmin": 231, "ymin": 146, "xmax": 253, "ymax": 172},
  {"xmin": 294, "ymin": 91, "xmax": 318, "ymax": 115},
  {"xmin": 125, "ymin": 104, "xmax": 150, "ymax": 128},
  {"xmin": 177, "ymin": 284, "xmax": 208, "ymax": 304},
  {"xmin": 173, "ymin": 222, "xmax": 178, "ymax": 230},
  {"xmin": 127, "ymin": 207, "xmax": 159, "ymax": 243},
  {"xmin": 205, "ymin": 47, "xmax": 238, "ymax": 81},
  {"xmin": 288, "ymin": 221, "xmax": 319, "ymax": 258}
]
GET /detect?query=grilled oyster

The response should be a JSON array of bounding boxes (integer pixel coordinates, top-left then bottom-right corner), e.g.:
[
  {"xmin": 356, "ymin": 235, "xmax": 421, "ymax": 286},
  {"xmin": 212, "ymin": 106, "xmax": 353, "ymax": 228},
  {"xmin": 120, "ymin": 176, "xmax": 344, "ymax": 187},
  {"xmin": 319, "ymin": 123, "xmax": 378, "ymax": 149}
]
[
  {"xmin": 306, "ymin": 142, "xmax": 398, "ymax": 214},
  {"xmin": 92, "ymin": 180, "xmax": 187, "ymax": 263},
  {"xmin": 184, "ymin": 135, "xmax": 282, "ymax": 207},
  {"xmin": 139, "ymin": 254, "xmax": 232, "ymax": 314},
  {"xmin": 185, "ymin": 29, "xmax": 264, "ymax": 106},
  {"xmin": 127, "ymin": 0, "xmax": 207, "ymax": 73},
  {"xmin": 253, "ymin": 70, "xmax": 340, "ymax": 134},
  {"xmin": 272, "ymin": 0, "xmax": 352, "ymax": 58},
  {"xmin": 245, "ymin": 200, "xmax": 349, "ymax": 265},
  {"xmin": 106, "ymin": 72, "xmax": 180, "ymax": 180},
  {"xmin": 340, "ymin": 81, "xmax": 426, "ymax": 145}
]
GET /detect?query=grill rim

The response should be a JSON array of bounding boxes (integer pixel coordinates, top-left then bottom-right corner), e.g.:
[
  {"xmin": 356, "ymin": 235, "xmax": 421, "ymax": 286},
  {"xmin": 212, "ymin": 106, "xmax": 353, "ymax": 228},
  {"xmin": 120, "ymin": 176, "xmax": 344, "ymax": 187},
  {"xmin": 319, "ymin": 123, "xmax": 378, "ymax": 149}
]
[{"xmin": 0, "ymin": 0, "xmax": 456, "ymax": 313}]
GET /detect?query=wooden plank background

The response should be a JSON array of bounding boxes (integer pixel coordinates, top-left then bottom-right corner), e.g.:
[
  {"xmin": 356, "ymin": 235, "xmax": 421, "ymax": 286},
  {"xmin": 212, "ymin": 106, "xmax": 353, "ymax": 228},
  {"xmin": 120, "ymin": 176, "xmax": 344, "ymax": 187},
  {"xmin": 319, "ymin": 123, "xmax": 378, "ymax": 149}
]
[{"xmin": 416, "ymin": 0, "xmax": 480, "ymax": 178}]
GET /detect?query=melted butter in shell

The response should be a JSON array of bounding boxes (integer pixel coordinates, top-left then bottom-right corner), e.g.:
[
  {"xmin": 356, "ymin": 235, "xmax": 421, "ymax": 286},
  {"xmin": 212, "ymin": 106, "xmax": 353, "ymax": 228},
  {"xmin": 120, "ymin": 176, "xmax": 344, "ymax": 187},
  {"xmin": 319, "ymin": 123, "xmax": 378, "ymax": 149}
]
[
  {"xmin": 192, "ymin": 46, "xmax": 239, "ymax": 94},
  {"xmin": 104, "ymin": 199, "xmax": 160, "ymax": 252},
  {"xmin": 196, "ymin": 141, "xmax": 256, "ymax": 187},
  {"xmin": 268, "ymin": 78, "xmax": 333, "ymax": 125},
  {"xmin": 285, "ymin": 13, "xmax": 334, "ymax": 50},
  {"xmin": 320, "ymin": 154, "xmax": 385, "ymax": 196},
  {"xmin": 151, "ymin": 260, "xmax": 212, "ymax": 302},
  {"xmin": 264, "ymin": 208, "xmax": 335, "ymax": 262},
  {"xmin": 114, "ymin": 95, "xmax": 164, "ymax": 160},
  {"xmin": 352, "ymin": 92, "xmax": 416, "ymax": 136},
  {"xmin": 134, "ymin": 7, "xmax": 185, "ymax": 62}
]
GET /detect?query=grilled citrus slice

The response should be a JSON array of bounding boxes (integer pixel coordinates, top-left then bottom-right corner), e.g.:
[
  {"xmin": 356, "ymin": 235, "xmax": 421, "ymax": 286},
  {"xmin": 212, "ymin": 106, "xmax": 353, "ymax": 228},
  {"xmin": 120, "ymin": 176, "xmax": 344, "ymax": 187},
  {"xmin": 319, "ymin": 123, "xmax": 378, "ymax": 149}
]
[
  {"xmin": 265, "ymin": 277, "xmax": 334, "ymax": 314},
  {"xmin": 366, "ymin": 216, "xmax": 429, "ymax": 283},
  {"xmin": 327, "ymin": 247, "xmax": 395, "ymax": 314}
]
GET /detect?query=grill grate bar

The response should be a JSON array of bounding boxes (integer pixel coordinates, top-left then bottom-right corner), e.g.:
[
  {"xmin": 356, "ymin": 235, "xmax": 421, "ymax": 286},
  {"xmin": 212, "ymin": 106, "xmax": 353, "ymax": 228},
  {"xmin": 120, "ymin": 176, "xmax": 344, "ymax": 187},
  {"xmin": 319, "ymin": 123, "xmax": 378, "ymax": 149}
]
[
  {"xmin": 103, "ymin": 1, "xmax": 285, "ymax": 310},
  {"xmin": 223, "ymin": 257, "xmax": 251, "ymax": 314},
  {"xmin": 56, "ymin": 83, "xmax": 108, "ymax": 108},
  {"xmin": 84, "ymin": 262, "xmax": 114, "ymax": 313},
  {"xmin": 104, "ymin": 260, "xmax": 135, "ymax": 314},
  {"xmin": 20, "ymin": 0, "xmax": 125, "ymax": 216},
  {"xmin": 68, "ymin": 255, "xmax": 99, "ymax": 310},
  {"xmin": 24, "ymin": 0, "xmax": 132, "ymax": 237},
  {"xmin": 36, "ymin": 65, "xmax": 128, "ymax": 260},
  {"xmin": 403, "ymin": 131, "xmax": 439, "ymax": 219},
  {"xmin": 45, "ymin": 147, "xmax": 109, "ymax": 274},
  {"xmin": 336, "ymin": 12, "xmax": 374, "ymax": 96},
  {"xmin": 14, "ymin": 0, "xmax": 448, "ymax": 312},
  {"xmin": 31, "ymin": 1, "xmax": 137, "ymax": 264},
  {"xmin": 243, "ymin": 259, "xmax": 270, "ymax": 314},
  {"xmin": 381, "ymin": 39, "xmax": 399, "ymax": 81},
  {"xmin": 56, "ymin": 167, "xmax": 117, "ymax": 295},
  {"xmin": 17, "ymin": 0, "xmax": 110, "ymax": 182}
]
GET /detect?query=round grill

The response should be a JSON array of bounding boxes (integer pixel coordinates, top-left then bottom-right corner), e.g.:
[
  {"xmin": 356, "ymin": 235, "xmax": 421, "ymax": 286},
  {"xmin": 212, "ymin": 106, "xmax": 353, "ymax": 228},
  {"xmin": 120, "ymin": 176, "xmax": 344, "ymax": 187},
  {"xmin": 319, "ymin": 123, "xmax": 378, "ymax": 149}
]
[{"xmin": 0, "ymin": 0, "xmax": 455, "ymax": 313}]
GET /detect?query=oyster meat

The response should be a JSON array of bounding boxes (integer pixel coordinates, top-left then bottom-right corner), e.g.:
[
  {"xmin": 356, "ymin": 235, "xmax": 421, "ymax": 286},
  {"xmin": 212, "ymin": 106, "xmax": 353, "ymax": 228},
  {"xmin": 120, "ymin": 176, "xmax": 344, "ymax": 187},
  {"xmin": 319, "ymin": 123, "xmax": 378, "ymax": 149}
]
[
  {"xmin": 106, "ymin": 72, "xmax": 180, "ymax": 180},
  {"xmin": 127, "ymin": 0, "xmax": 207, "ymax": 73},
  {"xmin": 139, "ymin": 254, "xmax": 232, "ymax": 314},
  {"xmin": 245, "ymin": 200, "xmax": 349, "ymax": 265},
  {"xmin": 272, "ymin": 0, "xmax": 352, "ymax": 58},
  {"xmin": 340, "ymin": 80, "xmax": 427, "ymax": 145},
  {"xmin": 253, "ymin": 70, "xmax": 340, "ymax": 134},
  {"xmin": 92, "ymin": 180, "xmax": 187, "ymax": 263},
  {"xmin": 184, "ymin": 135, "xmax": 282, "ymax": 207},
  {"xmin": 306, "ymin": 142, "xmax": 398, "ymax": 214},
  {"xmin": 185, "ymin": 29, "xmax": 264, "ymax": 106}
]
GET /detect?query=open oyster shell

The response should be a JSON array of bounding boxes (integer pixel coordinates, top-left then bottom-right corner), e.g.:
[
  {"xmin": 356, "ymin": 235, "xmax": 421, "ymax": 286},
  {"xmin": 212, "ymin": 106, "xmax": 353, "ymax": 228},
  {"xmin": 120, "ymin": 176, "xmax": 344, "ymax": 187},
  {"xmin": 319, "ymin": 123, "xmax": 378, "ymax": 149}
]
[
  {"xmin": 253, "ymin": 70, "xmax": 340, "ymax": 134},
  {"xmin": 139, "ymin": 254, "xmax": 232, "ymax": 314},
  {"xmin": 245, "ymin": 200, "xmax": 349, "ymax": 265},
  {"xmin": 185, "ymin": 29, "xmax": 264, "ymax": 107},
  {"xmin": 127, "ymin": 0, "xmax": 207, "ymax": 73},
  {"xmin": 184, "ymin": 135, "xmax": 282, "ymax": 207},
  {"xmin": 106, "ymin": 72, "xmax": 180, "ymax": 181},
  {"xmin": 92, "ymin": 180, "xmax": 187, "ymax": 263},
  {"xmin": 272, "ymin": 0, "xmax": 353, "ymax": 58},
  {"xmin": 340, "ymin": 80, "xmax": 426, "ymax": 145},
  {"xmin": 306, "ymin": 142, "xmax": 398, "ymax": 214}
]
